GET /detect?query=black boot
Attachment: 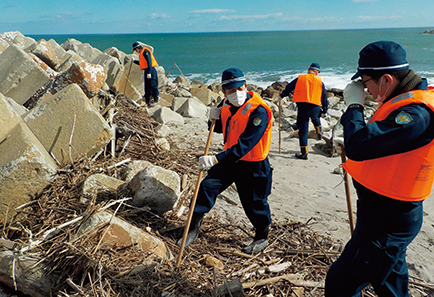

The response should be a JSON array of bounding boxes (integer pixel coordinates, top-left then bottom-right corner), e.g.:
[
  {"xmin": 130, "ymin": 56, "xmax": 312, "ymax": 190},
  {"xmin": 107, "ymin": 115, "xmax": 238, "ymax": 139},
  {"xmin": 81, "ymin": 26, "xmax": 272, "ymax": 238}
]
[
  {"xmin": 295, "ymin": 146, "xmax": 308, "ymax": 160},
  {"xmin": 243, "ymin": 225, "xmax": 270, "ymax": 254},
  {"xmin": 177, "ymin": 212, "xmax": 204, "ymax": 248},
  {"xmin": 315, "ymin": 126, "xmax": 323, "ymax": 140}
]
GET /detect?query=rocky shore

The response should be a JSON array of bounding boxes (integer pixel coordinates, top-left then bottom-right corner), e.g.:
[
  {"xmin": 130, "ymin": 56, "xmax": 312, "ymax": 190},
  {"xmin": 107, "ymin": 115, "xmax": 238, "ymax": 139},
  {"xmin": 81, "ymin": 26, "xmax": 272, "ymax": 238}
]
[{"xmin": 0, "ymin": 31, "xmax": 433, "ymax": 297}]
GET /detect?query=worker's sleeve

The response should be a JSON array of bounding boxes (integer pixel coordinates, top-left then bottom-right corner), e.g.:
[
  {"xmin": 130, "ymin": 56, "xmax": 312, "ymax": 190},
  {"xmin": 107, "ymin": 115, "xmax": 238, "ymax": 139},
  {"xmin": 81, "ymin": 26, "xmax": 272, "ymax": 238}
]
[
  {"xmin": 280, "ymin": 78, "xmax": 297, "ymax": 98},
  {"xmin": 143, "ymin": 50, "xmax": 152, "ymax": 72},
  {"xmin": 215, "ymin": 106, "xmax": 269, "ymax": 164},
  {"xmin": 341, "ymin": 103, "xmax": 434, "ymax": 161},
  {"xmin": 133, "ymin": 60, "xmax": 140, "ymax": 65},
  {"xmin": 207, "ymin": 101, "xmax": 224, "ymax": 134},
  {"xmin": 321, "ymin": 82, "xmax": 328, "ymax": 114}
]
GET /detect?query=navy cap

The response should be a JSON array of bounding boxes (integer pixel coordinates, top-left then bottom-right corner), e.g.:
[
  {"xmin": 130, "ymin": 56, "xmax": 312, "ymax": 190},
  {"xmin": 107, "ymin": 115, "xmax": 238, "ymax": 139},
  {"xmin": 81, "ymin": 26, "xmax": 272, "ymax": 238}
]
[
  {"xmin": 221, "ymin": 68, "xmax": 246, "ymax": 89},
  {"xmin": 351, "ymin": 41, "xmax": 409, "ymax": 80},
  {"xmin": 309, "ymin": 62, "xmax": 321, "ymax": 72},
  {"xmin": 132, "ymin": 41, "xmax": 142, "ymax": 53}
]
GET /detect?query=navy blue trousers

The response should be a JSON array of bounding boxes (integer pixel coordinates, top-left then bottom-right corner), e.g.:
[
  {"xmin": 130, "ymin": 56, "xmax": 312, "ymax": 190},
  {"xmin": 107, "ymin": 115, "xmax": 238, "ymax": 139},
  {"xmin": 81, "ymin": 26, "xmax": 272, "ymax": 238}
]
[
  {"xmin": 325, "ymin": 181, "xmax": 423, "ymax": 297},
  {"xmin": 194, "ymin": 160, "xmax": 272, "ymax": 231},
  {"xmin": 144, "ymin": 67, "xmax": 159, "ymax": 103},
  {"xmin": 296, "ymin": 102, "xmax": 321, "ymax": 146}
]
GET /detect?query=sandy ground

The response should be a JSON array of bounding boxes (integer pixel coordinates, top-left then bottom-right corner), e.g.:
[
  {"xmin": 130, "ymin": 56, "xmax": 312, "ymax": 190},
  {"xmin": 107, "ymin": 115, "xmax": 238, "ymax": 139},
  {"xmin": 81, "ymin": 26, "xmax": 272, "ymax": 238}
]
[{"xmin": 166, "ymin": 115, "xmax": 434, "ymax": 287}]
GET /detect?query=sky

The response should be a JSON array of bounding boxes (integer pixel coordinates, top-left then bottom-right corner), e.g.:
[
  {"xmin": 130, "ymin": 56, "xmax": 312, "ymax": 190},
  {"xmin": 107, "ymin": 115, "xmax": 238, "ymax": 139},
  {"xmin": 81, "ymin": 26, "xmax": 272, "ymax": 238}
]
[{"xmin": 1, "ymin": 0, "xmax": 433, "ymax": 35}]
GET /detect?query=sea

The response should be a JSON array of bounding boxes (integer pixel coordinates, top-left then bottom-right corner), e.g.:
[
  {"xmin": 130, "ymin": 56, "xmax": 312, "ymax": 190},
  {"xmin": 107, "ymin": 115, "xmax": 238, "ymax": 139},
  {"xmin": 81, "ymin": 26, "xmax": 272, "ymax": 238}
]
[{"xmin": 30, "ymin": 27, "xmax": 434, "ymax": 90}]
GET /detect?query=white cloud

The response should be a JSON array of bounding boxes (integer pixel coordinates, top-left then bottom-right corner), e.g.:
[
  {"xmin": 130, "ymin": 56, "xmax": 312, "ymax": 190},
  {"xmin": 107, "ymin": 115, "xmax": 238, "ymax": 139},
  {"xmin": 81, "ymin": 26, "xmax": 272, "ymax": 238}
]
[
  {"xmin": 356, "ymin": 15, "xmax": 401, "ymax": 21},
  {"xmin": 189, "ymin": 9, "xmax": 236, "ymax": 14},
  {"xmin": 149, "ymin": 13, "xmax": 171, "ymax": 19},
  {"xmin": 219, "ymin": 13, "xmax": 283, "ymax": 21}
]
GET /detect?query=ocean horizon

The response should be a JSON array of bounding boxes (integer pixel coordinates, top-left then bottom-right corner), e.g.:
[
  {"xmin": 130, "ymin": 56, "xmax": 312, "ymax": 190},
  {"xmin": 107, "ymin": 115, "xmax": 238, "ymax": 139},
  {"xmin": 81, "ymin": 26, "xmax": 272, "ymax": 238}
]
[{"xmin": 30, "ymin": 27, "xmax": 434, "ymax": 90}]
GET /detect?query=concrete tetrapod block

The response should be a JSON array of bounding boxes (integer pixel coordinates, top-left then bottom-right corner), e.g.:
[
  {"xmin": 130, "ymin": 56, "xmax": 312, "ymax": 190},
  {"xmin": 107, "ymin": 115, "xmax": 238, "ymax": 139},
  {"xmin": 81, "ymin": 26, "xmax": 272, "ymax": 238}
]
[
  {"xmin": 52, "ymin": 61, "xmax": 107, "ymax": 98},
  {"xmin": 0, "ymin": 43, "xmax": 51, "ymax": 105},
  {"xmin": 0, "ymin": 121, "xmax": 57, "ymax": 217},
  {"xmin": 23, "ymin": 83, "xmax": 113, "ymax": 165}
]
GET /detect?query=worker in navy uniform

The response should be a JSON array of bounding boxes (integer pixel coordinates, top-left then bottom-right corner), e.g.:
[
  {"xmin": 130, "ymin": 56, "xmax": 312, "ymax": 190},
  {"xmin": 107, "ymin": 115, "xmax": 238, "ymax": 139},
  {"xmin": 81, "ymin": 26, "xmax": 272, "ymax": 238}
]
[
  {"xmin": 280, "ymin": 62, "xmax": 328, "ymax": 159},
  {"xmin": 177, "ymin": 68, "xmax": 274, "ymax": 254},
  {"xmin": 326, "ymin": 41, "xmax": 434, "ymax": 297},
  {"xmin": 132, "ymin": 41, "xmax": 159, "ymax": 107}
]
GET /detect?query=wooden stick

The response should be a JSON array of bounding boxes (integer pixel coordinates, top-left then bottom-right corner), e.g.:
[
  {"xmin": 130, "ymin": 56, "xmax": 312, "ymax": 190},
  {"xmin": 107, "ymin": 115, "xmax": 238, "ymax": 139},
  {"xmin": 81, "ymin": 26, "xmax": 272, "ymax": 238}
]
[
  {"xmin": 123, "ymin": 61, "xmax": 133, "ymax": 94},
  {"xmin": 68, "ymin": 114, "xmax": 76, "ymax": 166},
  {"xmin": 176, "ymin": 120, "xmax": 216, "ymax": 267},
  {"xmin": 340, "ymin": 147, "xmax": 355, "ymax": 234},
  {"xmin": 278, "ymin": 98, "xmax": 282, "ymax": 154}
]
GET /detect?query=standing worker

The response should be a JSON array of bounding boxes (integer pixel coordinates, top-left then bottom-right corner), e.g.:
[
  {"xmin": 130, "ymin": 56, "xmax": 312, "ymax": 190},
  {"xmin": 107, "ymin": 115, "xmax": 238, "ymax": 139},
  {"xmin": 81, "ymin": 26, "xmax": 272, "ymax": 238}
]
[
  {"xmin": 132, "ymin": 41, "xmax": 159, "ymax": 107},
  {"xmin": 177, "ymin": 68, "xmax": 274, "ymax": 254},
  {"xmin": 280, "ymin": 63, "xmax": 328, "ymax": 160},
  {"xmin": 326, "ymin": 41, "xmax": 434, "ymax": 297}
]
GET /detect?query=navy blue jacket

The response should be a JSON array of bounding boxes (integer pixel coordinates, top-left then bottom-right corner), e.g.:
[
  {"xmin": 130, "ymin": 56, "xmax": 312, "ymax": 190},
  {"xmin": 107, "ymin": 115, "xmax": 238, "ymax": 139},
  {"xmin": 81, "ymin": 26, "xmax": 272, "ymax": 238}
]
[
  {"xmin": 209, "ymin": 93, "xmax": 272, "ymax": 175},
  {"xmin": 280, "ymin": 75, "xmax": 329, "ymax": 113},
  {"xmin": 341, "ymin": 79, "xmax": 434, "ymax": 161}
]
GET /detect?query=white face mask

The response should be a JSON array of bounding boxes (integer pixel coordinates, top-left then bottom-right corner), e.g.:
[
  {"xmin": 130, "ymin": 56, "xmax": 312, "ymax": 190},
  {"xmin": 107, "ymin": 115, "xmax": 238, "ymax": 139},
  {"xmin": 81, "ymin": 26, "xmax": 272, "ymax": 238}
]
[
  {"xmin": 375, "ymin": 76, "xmax": 391, "ymax": 103},
  {"xmin": 227, "ymin": 90, "xmax": 247, "ymax": 107}
]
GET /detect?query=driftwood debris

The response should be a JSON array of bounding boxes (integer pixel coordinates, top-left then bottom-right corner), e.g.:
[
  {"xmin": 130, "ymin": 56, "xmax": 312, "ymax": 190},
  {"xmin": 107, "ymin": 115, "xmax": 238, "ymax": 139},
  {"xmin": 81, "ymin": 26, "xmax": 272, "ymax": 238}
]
[{"xmin": 0, "ymin": 93, "xmax": 433, "ymax": 297}]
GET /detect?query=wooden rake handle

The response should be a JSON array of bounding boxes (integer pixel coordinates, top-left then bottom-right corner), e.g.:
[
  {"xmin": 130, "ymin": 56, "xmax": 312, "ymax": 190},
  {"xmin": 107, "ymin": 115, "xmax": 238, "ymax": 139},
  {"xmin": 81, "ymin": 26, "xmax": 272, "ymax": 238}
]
[
  {"xmin": 340, "ymin": 147, "xmax": 355, "ymax": 234},
  {"xmin": 176, "ymin": 120, "xmax": 216, "ymax": 267}
]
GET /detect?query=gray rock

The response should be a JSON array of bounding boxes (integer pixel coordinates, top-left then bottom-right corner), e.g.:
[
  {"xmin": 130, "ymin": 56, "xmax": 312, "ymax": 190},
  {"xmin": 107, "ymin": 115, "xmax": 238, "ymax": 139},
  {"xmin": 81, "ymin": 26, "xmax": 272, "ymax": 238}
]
[{"xmin": 129, "ymin": 165, "xmax": 181, "ymax": 216}]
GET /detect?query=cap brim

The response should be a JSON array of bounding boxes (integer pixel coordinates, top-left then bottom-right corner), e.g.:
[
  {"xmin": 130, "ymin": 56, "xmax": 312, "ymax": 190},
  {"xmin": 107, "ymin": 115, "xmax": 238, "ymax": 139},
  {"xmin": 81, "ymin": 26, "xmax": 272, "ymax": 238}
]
[
  {"xmin": 222, "ymin": 80, "xmax": 245, "ymax": 90},
  {"xmin": 351, "ymin": 71, "xmax": 362, "ymax": 80}
]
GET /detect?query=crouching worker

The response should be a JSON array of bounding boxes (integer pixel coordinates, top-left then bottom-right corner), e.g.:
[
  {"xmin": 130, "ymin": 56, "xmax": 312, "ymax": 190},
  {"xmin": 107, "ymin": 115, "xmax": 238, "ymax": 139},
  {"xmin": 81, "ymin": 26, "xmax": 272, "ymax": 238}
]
[{"xmin": 177, "ymin": 68, "xmax": 274, "ymax": 254}]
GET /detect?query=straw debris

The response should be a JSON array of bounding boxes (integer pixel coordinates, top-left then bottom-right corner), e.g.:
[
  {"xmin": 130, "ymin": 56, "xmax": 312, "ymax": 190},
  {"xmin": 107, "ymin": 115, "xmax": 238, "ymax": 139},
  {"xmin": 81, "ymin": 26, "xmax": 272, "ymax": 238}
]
[{"xmin": 2, "ymin": 92, "xmax": 339, "ymax": 297}]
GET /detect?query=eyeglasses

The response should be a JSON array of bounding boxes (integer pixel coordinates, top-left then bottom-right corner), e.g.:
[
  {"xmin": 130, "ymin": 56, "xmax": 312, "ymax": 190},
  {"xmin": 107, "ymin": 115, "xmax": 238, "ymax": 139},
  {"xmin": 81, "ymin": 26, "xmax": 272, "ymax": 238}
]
[{"xmin": 361, "ymin": 77, "xmax": 373, "ymax": 84}]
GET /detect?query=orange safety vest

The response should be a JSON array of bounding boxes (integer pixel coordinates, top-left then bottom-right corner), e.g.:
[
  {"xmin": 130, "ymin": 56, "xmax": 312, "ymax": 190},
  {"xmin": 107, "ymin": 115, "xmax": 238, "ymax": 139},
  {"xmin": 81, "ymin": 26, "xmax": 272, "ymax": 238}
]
[
  {"xmin": 292, "ymin": 73, "xmax": 323, "ymax": 106},
  {"xmin": 139, "ymin": 48, "xmax": 158, "ymax": 70},
  {"xmin": 343, "ymin": 90, "xmax": 434, "ymax": 202},
  {"xmin": 221, "ymin": 91, "xmax": 273, "ymax": 162}
]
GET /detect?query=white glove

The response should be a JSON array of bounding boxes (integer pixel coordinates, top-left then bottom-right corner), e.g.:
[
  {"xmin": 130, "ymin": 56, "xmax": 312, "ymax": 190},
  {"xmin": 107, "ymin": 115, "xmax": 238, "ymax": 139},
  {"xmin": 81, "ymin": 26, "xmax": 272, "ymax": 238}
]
[
  {"xmin": 146, "ymin": 73, "xmax": 152, "ymax": 79},
  {"xmin": 333, "ymin": 137, "xmax": 344, "ymax": 155},
  {"xmin": 198, "ymin": 156, "xmax": 218, "ymax": 170},
  {"xmin": 209, "ymin": 107, "xmax": 222, "ymax": 120},
  {"xmin": 343, "ymin": 81, "xmax": 365, "ymax": 107}
]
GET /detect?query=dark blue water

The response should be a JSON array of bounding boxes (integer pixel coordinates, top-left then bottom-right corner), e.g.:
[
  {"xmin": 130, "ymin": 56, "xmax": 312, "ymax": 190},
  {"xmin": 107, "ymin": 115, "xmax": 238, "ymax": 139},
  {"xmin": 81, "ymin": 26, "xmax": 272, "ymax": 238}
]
[{"xmin": 30, "ymin": 27, "xmax": 434, "ymax": 89}]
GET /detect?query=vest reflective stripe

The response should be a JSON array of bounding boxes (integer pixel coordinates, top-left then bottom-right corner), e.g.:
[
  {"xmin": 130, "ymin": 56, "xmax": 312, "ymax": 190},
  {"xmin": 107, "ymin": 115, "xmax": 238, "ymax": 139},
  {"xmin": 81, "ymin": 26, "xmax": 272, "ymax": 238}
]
[
  {"xmin": 343, "ymin": 90, "xmax": 434, "ymax": 202},
  {"xmin": 292, "ymin": 73, "xmax": 322, "ymax": 106},
  {"xmin": 139, "ymin": 48, "xmax": 158, "ymax": 70},
  {"xmin": 221, "ymin": 92, "xmax": 273, "ymax": 161}
]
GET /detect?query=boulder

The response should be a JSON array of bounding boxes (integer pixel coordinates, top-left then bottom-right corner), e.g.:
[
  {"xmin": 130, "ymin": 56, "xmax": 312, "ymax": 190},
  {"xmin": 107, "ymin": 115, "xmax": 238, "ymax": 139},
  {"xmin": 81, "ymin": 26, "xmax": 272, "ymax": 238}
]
[
  {"xmin": 81, "ymin": 173, "xmax": 125, "ymax": 196},
  {"xmin": 79, "ymin": 211, "xmax": 172, "ymax": 260},
  {"xmin": 26, "ymin": 39, "xmax": 58, "ymax": 69},
  {"xmin": 0, "ymin": 250, "xmax": 58, "ymax": 297},
  {"xmin": 103, "ymin": 47, "xmax": 127, "ymax": 61},
  {"xmin": 173, "ymin": 87, "xmax": 192, "ymax": 98},
  {"xmin": 173, "ymin": 75, "xmax": 191, "ymax": 88},
  {"xmin": 27, "ymin": 52, "xmax": 57, "ymax": 78},
  {"xmin": 154, "ymin": 124, "xmax": 171, "ymax": 137},
  {"xmin": 0, "ymin": 44, "xmax": 51, "ymax": 105},
  {"xmin": 171, "ymin": 97, "xmax": 188, "ymax": 113},
  {"xmin": 190, "ymin": 87, "xmax": 215, "ymax": 105},
  {"xmin": 120, "ymin": 160, "xmax": 153, "ymax": 182},
  {"xmin": 23, "ymin": 84, "xmax": 113, "ymax": 165},
  {"xmin": 91, "ymin": 53, "xmax": 122, "ymax": 88},
  {"xmin": 62, "ymin": 39, "xmax": 102, "ymax": 63},
  {"xmin": 0, "ymin": 38, "xmax": 9, "ymax": 53},
  {"xmin": 177, "ymin": 97, "xmax": 208, "ymax": 118},
  {"xmin": 152, "ymin": 107, "xmax": 185, "ymax": 125},
  {"xmin": 52, "ymin": 61, "xmax": 107, "ymax": 98},
  {"xmin": 156, "ymin": 65, "xmax": 169, "ymax": 87},
  {"xmin": 155, "ymin": 138, "xmax": 170, "ymax": 150},
  {"xmin": 0, "ymin": 31, "xmax": 35, "ymax": 50},
  {"xmin": 47, "ymin": 39, "xmax": 66, "ymax": 62},
  {"xmin": 0, "ymin": 121, "xmax": 57, "ymax": 217},
  {"xmin": 129, "ymin": 165, "xmax": 181, "ymax": 216},
  {"xmin": 57, "ymin": 50, "xmax": 84, "ymax": 72}
]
